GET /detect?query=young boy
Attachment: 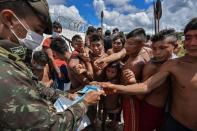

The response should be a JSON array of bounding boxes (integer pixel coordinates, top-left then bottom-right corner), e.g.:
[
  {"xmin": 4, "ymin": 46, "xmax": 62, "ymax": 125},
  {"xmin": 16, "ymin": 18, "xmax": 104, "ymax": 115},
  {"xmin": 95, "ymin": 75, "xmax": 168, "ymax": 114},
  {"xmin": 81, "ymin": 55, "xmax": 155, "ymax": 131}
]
[
  {"xmin": 68, "ymin": 34, "xmax": 93, "ymax": 92},
  {"xmin": 101, "ymin": 17, "xmax": 197, "ymax": 131},
  {"xmin": 50, "ymin": 37, "xmax": 70, "ymax": 91},
  {"xmin": 32, "ymin": 51, "xmax": 53, "ymax": 88},
  {"xmin": 89, "ymin": 34, "xmax": 108, "ymax": 81},
  {"xmin": 139, "ymin": 29, "xmax": 178, "ymax": 131}
]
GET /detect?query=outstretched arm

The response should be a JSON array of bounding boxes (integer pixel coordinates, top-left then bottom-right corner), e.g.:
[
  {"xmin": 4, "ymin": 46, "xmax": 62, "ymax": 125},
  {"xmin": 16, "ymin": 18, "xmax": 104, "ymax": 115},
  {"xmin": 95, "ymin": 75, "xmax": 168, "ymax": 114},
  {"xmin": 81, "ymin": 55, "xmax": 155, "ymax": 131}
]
[
  {"xmin": 102, "ymin": 70, "xmax": 170, "ymax": 95},
  {"xmin": 96, "ymin": 48, "xmax": 126, "ymax": 64}
]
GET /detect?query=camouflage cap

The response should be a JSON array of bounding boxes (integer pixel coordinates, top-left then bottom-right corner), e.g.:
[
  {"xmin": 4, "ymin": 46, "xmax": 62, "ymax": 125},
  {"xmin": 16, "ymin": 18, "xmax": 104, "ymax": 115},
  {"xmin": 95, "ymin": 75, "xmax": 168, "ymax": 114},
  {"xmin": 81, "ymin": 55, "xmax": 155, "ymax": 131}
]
[
  {"xmin": 0, "ymin": 0, "xmax": 52, "ymax": 34},
  {"xmin": 27, "ymin": 0, "xmax": 52, "ymax": 34}
]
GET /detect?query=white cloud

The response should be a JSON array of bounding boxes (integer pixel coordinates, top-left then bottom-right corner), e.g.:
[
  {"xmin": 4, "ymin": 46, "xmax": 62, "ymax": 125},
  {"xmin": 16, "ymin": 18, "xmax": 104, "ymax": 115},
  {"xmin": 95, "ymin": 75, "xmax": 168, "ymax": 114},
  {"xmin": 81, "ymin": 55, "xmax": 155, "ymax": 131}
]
[
  {"xmin": 50, "ymin": 5, "xmax": 85, "ymax": 22},
  {"xmin": 93, "ymin": 0, "xmax": 152, "ymax": 33},
  {"xmin": 47, "ymin": 0, "xmax": 86, "ymax": 31},
  {"xmin": 145, "ymin": 0, "xmax": 154, "ymax": 3},
  {"xmin": 47, "ymin": 0, "xmax": 65, "ymax": 5},
  {"xmin": 105, "ymin": 0, "xmax": 131, "ymax": 7},
  {"xmin": 93, "ymin": 0, "xmax": 197, "ymax": 34}
]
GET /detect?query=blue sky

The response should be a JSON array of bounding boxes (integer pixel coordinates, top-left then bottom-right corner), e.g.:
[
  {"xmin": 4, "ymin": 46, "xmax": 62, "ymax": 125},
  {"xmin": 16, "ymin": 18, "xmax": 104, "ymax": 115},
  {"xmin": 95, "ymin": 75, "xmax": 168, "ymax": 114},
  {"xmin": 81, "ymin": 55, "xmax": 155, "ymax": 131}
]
[
  {"xmin": 65, "ymin": 0, "xmax": 153, "ymax": 26},
  {"xmin": 48, "ymin": 0, "xmax": 197, "ymax": 33},
  {"xmin": 67, "ymin": 0, "xmax": 99, "ymax": 25}
]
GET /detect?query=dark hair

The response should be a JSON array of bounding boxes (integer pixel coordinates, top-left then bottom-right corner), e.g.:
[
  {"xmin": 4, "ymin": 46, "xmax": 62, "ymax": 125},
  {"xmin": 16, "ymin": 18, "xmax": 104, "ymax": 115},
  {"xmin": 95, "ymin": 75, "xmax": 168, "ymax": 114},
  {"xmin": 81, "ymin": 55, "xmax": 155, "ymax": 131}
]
[
  {"xmin": 0, "ymin": 1, "xmax": 30, "ymax": 18},
  {"xmin": 97, "ymin": 27, "xmax": 102, "ymax": 31},
  {"xmin": 105, "ymin": 61, "xmax": 123, "ymax": 79},
  {"xmin": 53, "ymin": 21, "xmax": 62, "ymax": 29},
  {"xmin": 184, "ymin": 17, "xmax": 197, "ymax": 34},
  {"xmin": 107, "ymin": 61, "xmax": 122, "ymax": 69},
  {"xmin": 86, "ymin": 26, "xmax": 96, "ymax": 35},
  {"xmin": 72, "ymin": 34, "xmax": 82, "ymax": 42},
  {"xmin": 146, "ymin": 35, "xmax": 151, "ymax": 41},
  {"xmin": 113, "ymin": 35, "xmax": 125, "ymax": 45},
  {"xmin": 126, "ymin": 28, "xmax": 146, "ymax": 42},
  {"xmin": 33, "ymin": 51, "xmax": 48, "ymax": 64},
  {"xmin": 90, "ymin": 33, "xmax": 102, "ymax": 43},
  {"xmin": 151, "ymin": 29, "xmax": 177, "ymax": 44},
  {"xmin": 105, "ymin": 30, "xmax": 111, "ymax": 36},
  {"xmin": 50, "ymin": 37, "xmax": 68, "ymax": 55},
  {"xmin": 113, "ymin": 28, "xmax": 119, "ymax": 34}
]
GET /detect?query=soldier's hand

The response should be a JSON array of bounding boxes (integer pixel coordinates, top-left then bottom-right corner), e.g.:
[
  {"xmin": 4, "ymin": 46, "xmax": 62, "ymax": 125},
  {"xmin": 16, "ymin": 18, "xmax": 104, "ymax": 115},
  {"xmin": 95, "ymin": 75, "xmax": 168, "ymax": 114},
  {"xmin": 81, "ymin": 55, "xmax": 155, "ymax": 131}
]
[{"xmin": 83, "ymin": 91, "xmax": 105, "ymax": 105}]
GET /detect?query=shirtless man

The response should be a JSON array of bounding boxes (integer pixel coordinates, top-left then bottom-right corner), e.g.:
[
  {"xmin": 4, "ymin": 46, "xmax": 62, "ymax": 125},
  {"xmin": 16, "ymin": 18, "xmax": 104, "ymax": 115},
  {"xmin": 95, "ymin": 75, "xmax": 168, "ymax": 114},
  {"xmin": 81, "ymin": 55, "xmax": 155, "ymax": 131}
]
[
  {"xmin": 101, "ymin": 18, "xmax": 197, "ymax": 131},
  {"xmin": 96, "ymin": 28, "xmax": 152, "ymax": 131},
  {"xmin": 94, "ymin": 30, "xmax": 152, "ymax": 72},
  {"xmin": 68, "ymin": 35, "xmax": 93, "ymax": 92},
  {"xmin": 90, "ymin": 33, "xmax": 108, "ymax": 81}
]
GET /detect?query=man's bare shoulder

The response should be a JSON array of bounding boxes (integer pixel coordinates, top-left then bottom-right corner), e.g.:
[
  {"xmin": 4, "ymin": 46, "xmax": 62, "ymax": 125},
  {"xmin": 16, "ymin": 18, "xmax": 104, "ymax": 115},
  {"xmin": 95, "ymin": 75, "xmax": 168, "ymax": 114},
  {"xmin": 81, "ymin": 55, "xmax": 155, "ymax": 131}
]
[
  {"xmin": 144, "ymin": 61, "xmax": 158, "ymax": 71},
  {"xmin": 160, "ymin": 58, "xmax": 179, "ymax": 72},
  {"xmin": 142, "ymin": 61, "xmax": 158, "ymax": 80}
]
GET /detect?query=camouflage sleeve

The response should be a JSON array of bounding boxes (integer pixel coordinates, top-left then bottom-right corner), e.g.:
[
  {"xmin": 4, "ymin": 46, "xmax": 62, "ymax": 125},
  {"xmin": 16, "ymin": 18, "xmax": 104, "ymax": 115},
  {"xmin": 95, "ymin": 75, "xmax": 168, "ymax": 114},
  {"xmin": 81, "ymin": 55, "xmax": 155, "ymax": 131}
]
[
  {"xmin": 38, "ymin": 84, "xmax": 69, "ymax": 103},
  {"xmin": 0, "ymin": 57, "xmax": 88, "ymax": 130}
]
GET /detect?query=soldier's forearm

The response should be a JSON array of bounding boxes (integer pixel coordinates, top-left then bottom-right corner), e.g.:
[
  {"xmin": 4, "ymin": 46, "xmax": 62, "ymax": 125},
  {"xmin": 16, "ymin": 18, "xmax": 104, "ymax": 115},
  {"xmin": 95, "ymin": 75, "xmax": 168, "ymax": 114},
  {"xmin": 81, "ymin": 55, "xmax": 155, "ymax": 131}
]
[
  {"xmin": 40, "ymin": 87, "xmax": 68, "ymax": 102},
  {"xmin": 62, "ymin": 100, "xmax": 88, "ymax": 130}
]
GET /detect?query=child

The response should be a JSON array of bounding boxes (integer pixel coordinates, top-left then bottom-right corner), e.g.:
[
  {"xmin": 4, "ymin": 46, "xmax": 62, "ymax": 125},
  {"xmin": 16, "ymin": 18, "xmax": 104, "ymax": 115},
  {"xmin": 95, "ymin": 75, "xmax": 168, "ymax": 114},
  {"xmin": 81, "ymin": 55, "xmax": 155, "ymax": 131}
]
[
  {"xmin": 102, "ymin": 61, "xmax": 122, "ymax": 131},
  {"xmin": 68, "ymin": 34, "xmax": 93, "ymax": 92},
  {"xmin": 50, "ymin": 37, "xmax": 70, "ymax": 91},
  {"xmin": 89, "ymin": 33, "xmax": 108, "ymax": 81},
  {"xmin": 96, "ymin": 28, "xmax": 152, "ymax": 131},
  {"xmin": 32, "ymin": 51, "xmax": 53, "ymax": 88}
]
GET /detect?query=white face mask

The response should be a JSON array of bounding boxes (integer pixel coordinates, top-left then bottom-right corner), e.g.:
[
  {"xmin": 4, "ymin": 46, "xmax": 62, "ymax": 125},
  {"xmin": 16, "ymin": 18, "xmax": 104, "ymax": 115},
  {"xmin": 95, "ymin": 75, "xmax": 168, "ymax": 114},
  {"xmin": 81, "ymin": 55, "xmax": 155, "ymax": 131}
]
[
  {"xmin": 52, "ymin": 32, "xmax": 60, "ymax": 38},
  {"xmin": 10, "ymin": 14, "xmax": 44, "ymax": 50}
]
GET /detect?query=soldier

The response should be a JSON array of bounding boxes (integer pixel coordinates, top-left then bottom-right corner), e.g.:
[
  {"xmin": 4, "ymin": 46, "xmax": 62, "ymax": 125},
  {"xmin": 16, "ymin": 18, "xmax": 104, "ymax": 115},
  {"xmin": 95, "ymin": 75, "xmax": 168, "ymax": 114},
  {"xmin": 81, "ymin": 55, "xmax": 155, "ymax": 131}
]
[{"xmin": 0, "ymin": 0, "xmax": 103, "ymax": 130}]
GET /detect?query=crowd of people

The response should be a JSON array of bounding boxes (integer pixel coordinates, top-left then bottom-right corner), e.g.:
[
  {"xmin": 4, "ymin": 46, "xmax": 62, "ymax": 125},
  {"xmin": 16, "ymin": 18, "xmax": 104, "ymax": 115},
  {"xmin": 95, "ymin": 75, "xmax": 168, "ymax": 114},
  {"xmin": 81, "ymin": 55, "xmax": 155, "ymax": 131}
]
[{"xmin": 0, "ymin": 0, "xmax": 197, "ymax": 131}]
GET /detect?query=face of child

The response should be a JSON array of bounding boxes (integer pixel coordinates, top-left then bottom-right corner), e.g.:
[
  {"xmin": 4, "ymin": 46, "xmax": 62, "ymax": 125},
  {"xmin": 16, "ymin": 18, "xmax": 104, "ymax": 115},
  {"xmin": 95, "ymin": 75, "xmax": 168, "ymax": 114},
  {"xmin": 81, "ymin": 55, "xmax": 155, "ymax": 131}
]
[
  {"xmin": 184, "ymin": 30, "xmax": 197, "ymax": 57},
  {"xmin": 32, "ymin": 60, "xmax": 46, "ymax": 70},
  {"xmin": 113, "ymin": 38, "xmax": 123, "ymax": 52},
  {"xmin": 91, "ymin": 41, "xmax": 103, "ymax": 56},
  {"xmin": 106, "ymin": 67, "xmax": 117, "ymax": 80},
  {"xmin": 124, "ymin": 38, "xmax": 144, "ymax": 55},
  {"xmin": 152, "ymin": 40, "xmax": 175, "ymax": 62},
  {"xmin": 73, "ymin": 39, "xmax": 85, "ymax": 52}
]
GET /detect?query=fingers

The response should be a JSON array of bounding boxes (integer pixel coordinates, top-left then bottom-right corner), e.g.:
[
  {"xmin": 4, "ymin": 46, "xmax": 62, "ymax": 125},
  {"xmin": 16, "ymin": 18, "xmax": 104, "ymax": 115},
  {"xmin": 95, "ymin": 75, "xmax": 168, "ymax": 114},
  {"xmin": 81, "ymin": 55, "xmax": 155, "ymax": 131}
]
[{"xmin": 89, "ymin": 81, "xmax": 97, "ymax": 85}]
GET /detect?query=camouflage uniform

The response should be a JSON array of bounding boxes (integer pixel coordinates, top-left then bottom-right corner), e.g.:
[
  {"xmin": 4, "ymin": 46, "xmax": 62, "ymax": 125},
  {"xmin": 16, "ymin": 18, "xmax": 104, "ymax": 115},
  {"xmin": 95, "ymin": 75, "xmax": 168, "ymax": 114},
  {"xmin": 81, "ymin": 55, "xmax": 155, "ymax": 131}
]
[{"xmin": 0, "ymin": 39, "xmax": 88, "ymax": 131}]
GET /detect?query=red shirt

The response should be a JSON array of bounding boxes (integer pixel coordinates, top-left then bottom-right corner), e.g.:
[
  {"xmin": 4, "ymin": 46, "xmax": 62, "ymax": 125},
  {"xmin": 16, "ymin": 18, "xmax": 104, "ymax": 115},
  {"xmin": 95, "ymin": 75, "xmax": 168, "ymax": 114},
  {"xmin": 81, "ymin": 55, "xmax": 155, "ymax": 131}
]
[{"xmin": 42, "ymin": 37, "xmax": 52, "ymax": 48}]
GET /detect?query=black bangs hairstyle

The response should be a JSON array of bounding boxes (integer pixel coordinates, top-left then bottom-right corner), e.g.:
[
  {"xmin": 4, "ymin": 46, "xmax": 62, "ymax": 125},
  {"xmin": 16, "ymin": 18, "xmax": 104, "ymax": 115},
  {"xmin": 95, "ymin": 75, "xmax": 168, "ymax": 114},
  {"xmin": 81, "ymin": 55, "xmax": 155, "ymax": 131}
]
[
  {"xmin": 151, "ymin": 29, "xmax": 177, "ymax": 44},
  {"xmin": 184, "ymin": 17, "xmax": 197, "ymax": 35},
  {"xmin": 90, "ymin": 33, "xmax": 103, "ymax": 44},
  {"xmin": 126, "ymin": 28, "xmax": 147, "ymax": 42}
]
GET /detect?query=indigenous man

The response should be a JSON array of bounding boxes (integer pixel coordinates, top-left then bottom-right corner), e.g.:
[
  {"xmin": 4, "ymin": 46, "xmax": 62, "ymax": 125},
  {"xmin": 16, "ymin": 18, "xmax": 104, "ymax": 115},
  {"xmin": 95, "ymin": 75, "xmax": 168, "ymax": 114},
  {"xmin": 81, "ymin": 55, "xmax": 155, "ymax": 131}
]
[
  {"xmin": 95, "ymin": 28, "xmax": 152, "ymax": 131},
  {"xmin": 68, "ymin": 34, "xmax": 93, "ymax": 92},
  {"xmin": 139, "ymin": 29, "xmax": 178, "ymax": 131},
  {"xmin": 107, "ymin": 35, "xmax": 125, "ymax": 55},
  {"xmin": 101, "ymin": 18, "xmax": 197, "ymax": 131}
]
